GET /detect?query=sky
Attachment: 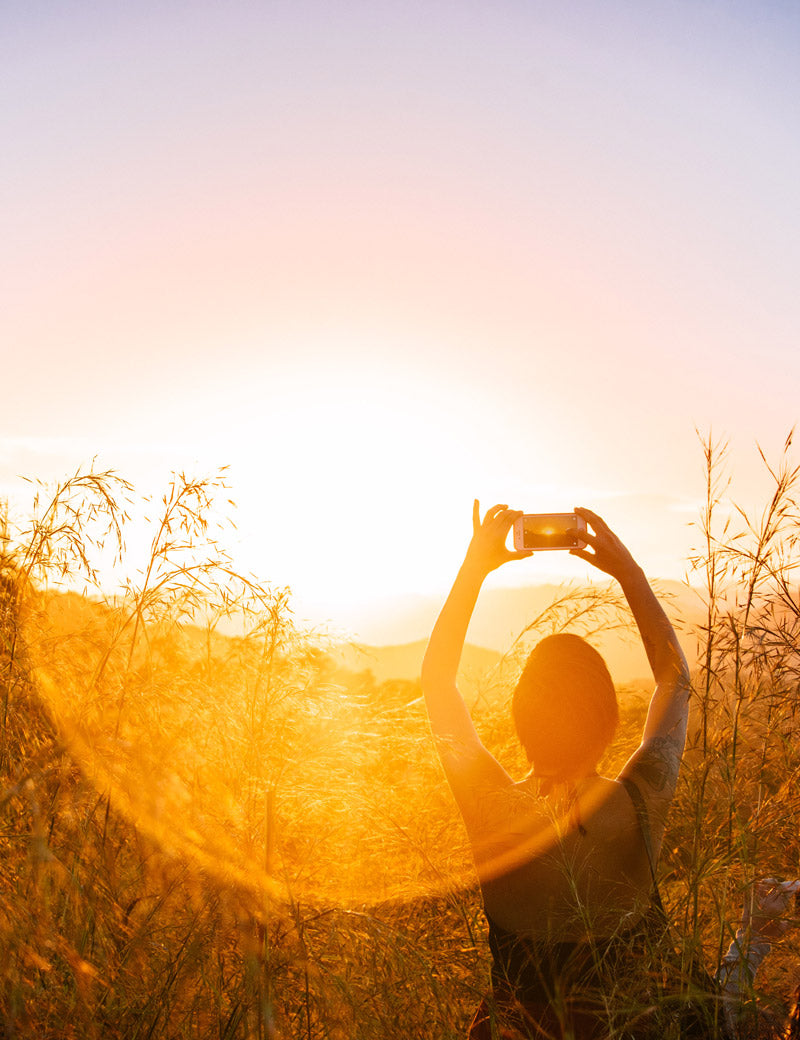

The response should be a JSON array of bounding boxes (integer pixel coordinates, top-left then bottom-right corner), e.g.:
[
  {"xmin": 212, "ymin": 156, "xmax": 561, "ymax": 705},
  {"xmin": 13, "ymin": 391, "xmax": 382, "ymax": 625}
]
[{"xmin": 2, "ymin": 0, "xmax": 799, "ymax": 639}]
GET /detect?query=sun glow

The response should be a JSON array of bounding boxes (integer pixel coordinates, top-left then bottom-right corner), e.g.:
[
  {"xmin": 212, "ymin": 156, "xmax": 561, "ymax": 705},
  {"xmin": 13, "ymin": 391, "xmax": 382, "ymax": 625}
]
[{"xmin": 218, "ymin": 344, "xmax": 515, "ymax": 608}]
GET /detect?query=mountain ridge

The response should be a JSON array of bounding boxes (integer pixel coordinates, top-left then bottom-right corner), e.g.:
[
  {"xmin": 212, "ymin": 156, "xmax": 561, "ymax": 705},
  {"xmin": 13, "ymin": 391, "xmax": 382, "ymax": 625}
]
[{"xmin": 321, "ymin": 579, "xmax": 705, "ymax": 685}]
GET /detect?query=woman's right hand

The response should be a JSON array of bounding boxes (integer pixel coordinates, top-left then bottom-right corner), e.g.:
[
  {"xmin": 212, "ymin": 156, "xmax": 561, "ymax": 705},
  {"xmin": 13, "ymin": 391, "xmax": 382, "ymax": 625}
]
[
  {"xmin": 568, "ymin": 507, "xmax": 640, "ymax": 583},
  {"xmin": 745, "ymin": 878, "xmax": 800, "ymax": 941},
  {"xmin": 464, "ymin": 501, "xmax": 532, "ymax": 576}
]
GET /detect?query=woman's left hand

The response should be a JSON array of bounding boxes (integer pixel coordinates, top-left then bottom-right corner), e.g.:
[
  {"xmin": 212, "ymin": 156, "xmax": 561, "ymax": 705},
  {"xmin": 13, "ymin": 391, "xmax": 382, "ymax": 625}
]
[{"xmin": 464, "ymin": 501, "xmax": 532, "ymax": 576}]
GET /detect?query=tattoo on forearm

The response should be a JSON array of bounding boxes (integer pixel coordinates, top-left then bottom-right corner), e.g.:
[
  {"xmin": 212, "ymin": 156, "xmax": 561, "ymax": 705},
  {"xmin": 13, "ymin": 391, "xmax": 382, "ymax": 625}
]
[{"xmin": 635, "ymin": 736, "xmax": 682, "ymax": 792}]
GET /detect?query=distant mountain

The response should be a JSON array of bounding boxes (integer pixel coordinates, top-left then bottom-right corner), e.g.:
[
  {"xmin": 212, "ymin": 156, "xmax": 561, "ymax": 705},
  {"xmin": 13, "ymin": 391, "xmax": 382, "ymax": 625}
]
[
  {"xmin": 328, "ymin": 639, "xmax": 505, "ymax": 699},
  {"xmin": 326, "ymin": 580, "xmax": 707, "ymax": 685},
  {"xmin": 41, "ymin": 581, "xmax": 707, "ymax": 691}
]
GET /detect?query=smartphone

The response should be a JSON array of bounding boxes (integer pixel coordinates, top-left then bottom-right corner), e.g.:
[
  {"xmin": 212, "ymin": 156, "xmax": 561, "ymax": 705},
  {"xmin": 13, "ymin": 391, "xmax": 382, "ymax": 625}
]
[{"xmin": 512, "ymin": 512, "xmax": 588, "ymax": 552}]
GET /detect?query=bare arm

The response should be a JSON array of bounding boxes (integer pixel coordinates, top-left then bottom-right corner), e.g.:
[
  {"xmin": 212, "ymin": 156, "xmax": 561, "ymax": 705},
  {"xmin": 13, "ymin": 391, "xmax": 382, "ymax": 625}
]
[
  {"xmin": 570, "ymin": 509, "xmax": 690, "ymax": 843},
  {"xmin": 421, "ymin": 503, "xmax": 531, "ymax": 807}
]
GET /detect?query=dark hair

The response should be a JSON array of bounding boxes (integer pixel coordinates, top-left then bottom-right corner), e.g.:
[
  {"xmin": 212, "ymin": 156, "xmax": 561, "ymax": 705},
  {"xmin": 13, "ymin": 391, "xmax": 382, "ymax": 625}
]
[{"xmin": 512, "ymin": 633, "xmax": 618, "ymax": 780}]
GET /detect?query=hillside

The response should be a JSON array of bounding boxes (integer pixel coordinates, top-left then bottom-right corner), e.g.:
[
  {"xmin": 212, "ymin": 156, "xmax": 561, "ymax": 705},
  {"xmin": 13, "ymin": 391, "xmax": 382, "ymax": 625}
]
[
  {"xmin": 323, "ymin": 580, "xmax": 707, "ymax": 685},
  {"xmin": 39, "ymin": 581, "xmax": 699, "ymax": 695},
  {"xmin": 328, "ymin": 639, "xmax": 504, "ymax": 700}
]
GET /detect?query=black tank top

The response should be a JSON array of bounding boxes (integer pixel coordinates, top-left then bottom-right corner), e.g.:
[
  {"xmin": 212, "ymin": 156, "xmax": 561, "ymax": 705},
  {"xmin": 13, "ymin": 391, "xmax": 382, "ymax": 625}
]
[{"xmin": 482, "ymin": 777, "xmax": 660, "ymax": 1037}]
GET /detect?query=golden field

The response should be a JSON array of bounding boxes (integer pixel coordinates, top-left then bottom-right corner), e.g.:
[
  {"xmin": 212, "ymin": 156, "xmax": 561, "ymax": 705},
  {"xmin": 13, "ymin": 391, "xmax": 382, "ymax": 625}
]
[{"xmin": 2, "ymin": 436, "xmax": 800, "ymax": 1038}]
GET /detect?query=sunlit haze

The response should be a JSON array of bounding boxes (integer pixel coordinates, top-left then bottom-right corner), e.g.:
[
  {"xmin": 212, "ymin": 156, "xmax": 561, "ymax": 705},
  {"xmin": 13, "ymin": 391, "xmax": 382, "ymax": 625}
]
[{"xmin": 3, "ymin": 1, "xmax": 798, "ymax": 640}]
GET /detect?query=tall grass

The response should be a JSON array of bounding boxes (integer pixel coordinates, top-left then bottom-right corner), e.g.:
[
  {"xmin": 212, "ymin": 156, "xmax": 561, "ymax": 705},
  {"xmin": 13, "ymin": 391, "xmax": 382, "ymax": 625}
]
[
  {"xmin": 667, "ymin": 431, "xmax": 800, "ymax": 1031},
  {"xmin": 1, "ymin": 436, "xmax": 799, "ymax": 1038}
]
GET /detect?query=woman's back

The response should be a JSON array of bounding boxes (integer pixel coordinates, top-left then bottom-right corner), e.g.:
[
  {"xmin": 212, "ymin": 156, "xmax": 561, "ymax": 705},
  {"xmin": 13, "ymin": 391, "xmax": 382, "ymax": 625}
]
[{"xmin": 471, "ymin": 774, "xmax": 654, "ymax": 939}]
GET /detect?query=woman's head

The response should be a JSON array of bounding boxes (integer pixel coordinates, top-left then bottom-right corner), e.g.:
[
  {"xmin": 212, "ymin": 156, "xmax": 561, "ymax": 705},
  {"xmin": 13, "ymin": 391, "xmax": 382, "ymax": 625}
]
[{"xmin": 512, "ymin": 633, "xmax": 618, "ymax": 781}]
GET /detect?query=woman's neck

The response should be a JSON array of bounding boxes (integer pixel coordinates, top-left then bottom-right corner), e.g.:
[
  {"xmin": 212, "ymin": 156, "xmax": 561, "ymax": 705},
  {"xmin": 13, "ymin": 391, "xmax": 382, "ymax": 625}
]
[{"xmin": 527, "ymin": 769, "xmax": 598, "ymax": 797}]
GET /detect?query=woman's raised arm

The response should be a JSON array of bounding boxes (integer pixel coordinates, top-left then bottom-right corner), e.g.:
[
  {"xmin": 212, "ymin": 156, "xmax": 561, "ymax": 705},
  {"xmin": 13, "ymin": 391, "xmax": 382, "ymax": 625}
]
[
  {"xmin": 421, "ymin": 502, "xmax": 531, "ymax": 796},
  {"xmin": 569, "ymin": 507, "xmax": 691, "ymax": 844}
]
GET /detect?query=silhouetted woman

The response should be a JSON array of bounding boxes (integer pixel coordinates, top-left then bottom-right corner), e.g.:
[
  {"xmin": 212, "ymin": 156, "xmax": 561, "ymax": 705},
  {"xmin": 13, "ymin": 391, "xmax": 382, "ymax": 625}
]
[{"xmin": 421, "ymin": 504, "xmax": 691, "ymax": 1039}]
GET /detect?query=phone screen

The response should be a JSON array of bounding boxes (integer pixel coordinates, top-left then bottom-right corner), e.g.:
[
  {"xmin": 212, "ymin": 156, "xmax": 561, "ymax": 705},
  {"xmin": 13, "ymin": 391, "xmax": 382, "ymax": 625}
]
[{"xmin": 519, "ymin": 514, "xmax": 580, "ymax": 550}]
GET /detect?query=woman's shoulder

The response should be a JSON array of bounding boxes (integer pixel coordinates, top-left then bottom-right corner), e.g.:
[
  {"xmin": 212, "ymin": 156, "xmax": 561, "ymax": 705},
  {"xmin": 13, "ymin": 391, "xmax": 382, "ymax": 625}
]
[
  {"xmin": 501, "ymin": 774, "xmax": 636, "ymax": 822},
  {"xmin": 469, "ymin": 774, "xmax": 643, "ymax": 867}
]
